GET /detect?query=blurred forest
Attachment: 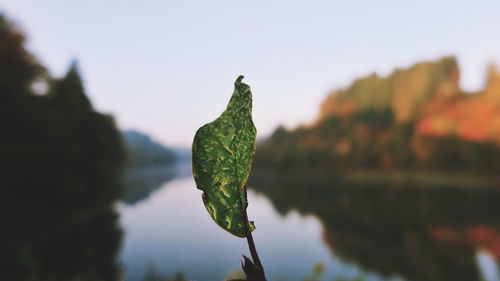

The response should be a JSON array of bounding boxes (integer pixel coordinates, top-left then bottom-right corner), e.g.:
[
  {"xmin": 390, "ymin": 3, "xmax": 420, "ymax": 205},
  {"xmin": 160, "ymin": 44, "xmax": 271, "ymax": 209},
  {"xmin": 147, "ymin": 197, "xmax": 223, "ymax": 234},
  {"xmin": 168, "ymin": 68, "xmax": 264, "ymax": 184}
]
[
  {"xmin": 0, "ymin": 14, "xmax": 125, "ymax": 281},
  {"xmin": 256, "ymin": 57, "xmax": 500, "ymax": 175}
]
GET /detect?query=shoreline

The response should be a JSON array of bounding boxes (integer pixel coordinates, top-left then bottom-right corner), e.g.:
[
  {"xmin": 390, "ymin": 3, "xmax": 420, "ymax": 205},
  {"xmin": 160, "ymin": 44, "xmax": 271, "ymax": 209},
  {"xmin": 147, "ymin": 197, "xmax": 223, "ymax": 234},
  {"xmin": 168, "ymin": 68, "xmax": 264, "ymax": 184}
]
[{"xmin": 250, "ymin": 167, "xmax": 500, "ymax": 190}]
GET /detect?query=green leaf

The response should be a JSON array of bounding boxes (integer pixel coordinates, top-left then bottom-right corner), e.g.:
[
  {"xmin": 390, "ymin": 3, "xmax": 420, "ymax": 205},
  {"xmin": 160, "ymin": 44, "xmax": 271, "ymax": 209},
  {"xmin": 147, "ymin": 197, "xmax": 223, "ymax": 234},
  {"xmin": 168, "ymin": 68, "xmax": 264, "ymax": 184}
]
[{"xmin": 192, "ymin": 75, "xmax": 257, "ymax": 237}]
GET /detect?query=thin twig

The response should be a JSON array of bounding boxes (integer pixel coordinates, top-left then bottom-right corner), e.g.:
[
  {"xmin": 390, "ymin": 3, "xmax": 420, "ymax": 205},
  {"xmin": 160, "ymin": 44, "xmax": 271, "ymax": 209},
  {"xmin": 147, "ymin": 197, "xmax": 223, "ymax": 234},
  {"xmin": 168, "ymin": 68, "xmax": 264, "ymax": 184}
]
[{"xmin": 244, "ymin": 210, "xmax": 265, "ymax": 274}]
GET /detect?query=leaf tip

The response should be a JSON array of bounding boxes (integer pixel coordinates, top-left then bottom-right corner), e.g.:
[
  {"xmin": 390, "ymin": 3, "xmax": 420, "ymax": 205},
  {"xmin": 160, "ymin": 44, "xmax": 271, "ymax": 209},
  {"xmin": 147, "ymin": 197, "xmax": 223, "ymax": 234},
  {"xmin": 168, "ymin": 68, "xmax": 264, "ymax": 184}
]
[{"xmin": 235, "ymin": 75, "xmax": 245, "ymax": 86}]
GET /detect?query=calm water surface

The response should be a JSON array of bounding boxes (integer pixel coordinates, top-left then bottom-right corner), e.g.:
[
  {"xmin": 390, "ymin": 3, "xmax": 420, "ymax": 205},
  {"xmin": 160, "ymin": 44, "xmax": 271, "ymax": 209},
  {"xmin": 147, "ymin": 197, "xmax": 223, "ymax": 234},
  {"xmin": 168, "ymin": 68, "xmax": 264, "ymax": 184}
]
[
  {"xmin": 119, "ymin": 176, "xmax": 395, "ymax": 280},
  {"xmin": 119, "ymin": 165, "xmax": 500, "ymax": 281}
]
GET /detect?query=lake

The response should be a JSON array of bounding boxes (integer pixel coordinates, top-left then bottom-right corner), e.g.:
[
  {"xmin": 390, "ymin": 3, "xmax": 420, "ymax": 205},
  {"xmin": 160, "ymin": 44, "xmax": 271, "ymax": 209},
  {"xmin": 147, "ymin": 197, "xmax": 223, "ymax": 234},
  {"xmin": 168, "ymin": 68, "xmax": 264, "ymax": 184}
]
[{"xmin": 119, "ymin": 164, "xmax": 500, "ymax": 281}]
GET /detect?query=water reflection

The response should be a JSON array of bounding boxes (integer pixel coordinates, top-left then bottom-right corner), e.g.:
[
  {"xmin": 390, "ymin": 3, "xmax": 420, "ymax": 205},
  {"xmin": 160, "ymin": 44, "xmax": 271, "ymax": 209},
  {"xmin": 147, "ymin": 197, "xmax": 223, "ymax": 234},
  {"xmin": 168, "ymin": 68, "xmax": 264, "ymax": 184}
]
[
  {"xmin": 123, "ymin": 161, "xmax": 191, "ymax": 205},
  {"xmin": 120, "ymin": 176, "xmax": 340, "ymax": 281},
  {"xmin": 1, "ymin": 209, "xmax": 122, "ymax": 281},
  {"xmin": 249, "ymin": 169, "xmax": 500, "ymax": 281},
  {"xmin": 120, "ymin": 167, "xmax": 409, "ymax": 281}
]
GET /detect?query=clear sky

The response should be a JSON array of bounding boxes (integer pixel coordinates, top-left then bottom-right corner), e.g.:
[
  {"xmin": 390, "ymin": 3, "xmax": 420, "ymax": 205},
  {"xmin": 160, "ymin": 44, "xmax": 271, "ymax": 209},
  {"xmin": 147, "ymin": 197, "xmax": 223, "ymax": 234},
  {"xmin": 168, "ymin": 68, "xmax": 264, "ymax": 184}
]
[{"xmin": 1, "ymin": 0, "xmax": 499, "ymax": 147}]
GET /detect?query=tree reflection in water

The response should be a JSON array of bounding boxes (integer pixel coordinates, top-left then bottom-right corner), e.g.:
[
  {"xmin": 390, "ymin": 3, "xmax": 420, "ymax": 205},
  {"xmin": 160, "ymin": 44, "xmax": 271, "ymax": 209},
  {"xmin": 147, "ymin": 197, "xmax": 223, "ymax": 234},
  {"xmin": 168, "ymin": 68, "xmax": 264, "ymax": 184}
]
[
  {"xmin": 123, "ymin": 162, "xmax": 192, "ymax": 205},
  {"xmin": 249, "ymin": 169, "xmax": 500, "ymax": 281}
]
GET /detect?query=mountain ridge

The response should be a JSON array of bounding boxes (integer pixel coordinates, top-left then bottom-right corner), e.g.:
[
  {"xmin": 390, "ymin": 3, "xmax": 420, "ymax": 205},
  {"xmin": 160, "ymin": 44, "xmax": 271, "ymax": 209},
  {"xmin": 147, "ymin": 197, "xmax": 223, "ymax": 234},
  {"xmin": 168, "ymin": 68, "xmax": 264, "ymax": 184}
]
[
  {"xmin": 257, "ymin": 56, "xmax": 500, "ymax": 173},
  {"xmin": 122, "ymin": 129, "xmax": 178, "ymax": 167}
]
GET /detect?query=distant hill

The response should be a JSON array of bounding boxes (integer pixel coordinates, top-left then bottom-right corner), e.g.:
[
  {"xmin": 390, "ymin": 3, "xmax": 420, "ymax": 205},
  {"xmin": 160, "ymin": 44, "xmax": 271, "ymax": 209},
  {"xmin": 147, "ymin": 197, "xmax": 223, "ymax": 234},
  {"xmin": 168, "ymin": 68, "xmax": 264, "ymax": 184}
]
[
  {"xmin": 121, "ymin": 130, "xmax": 191, "ymax": 204},
  {"xmin": 172, "ymin": 147, "xmax": 191, "ymax": 162},
  {"xmin": 256, "ymin": 56, "xmax": 500, "ymax": 174},
  {"xmin": 123, "ymin": 130, "xmax": 177, "ymax": 167},
  {"xmin": 318, "ymin": 57, "xmax": 460, "ymax": 123}
]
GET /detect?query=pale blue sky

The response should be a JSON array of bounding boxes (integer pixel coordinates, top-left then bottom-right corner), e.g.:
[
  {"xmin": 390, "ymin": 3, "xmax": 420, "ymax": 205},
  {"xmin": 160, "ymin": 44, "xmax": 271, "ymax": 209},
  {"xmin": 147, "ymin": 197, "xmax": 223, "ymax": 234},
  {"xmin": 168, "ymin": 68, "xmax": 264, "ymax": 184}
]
[{"xmin": 1, "ymin": 0, "xmax": 499, "ymax": 146}]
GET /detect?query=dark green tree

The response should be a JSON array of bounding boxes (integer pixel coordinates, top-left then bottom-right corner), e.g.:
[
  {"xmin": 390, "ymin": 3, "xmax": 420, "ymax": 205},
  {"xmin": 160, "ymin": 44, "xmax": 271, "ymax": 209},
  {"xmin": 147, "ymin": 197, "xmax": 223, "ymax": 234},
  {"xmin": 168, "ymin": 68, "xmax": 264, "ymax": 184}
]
[
  {"xmin": 0, "ymin": 13, "xmax": 125, "ymax": 281},
  {"xmin": 0, "ymin": 14, "xmax": 44, "ymax": 97},
  {"xmin": 49, "ymin": 61, "xmax": 92, "ymax": 112}
]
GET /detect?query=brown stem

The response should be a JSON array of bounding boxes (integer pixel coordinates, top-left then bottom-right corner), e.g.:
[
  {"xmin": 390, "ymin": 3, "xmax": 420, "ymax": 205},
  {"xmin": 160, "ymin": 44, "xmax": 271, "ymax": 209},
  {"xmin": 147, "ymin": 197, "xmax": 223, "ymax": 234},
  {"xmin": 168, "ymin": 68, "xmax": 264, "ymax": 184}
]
[{"xmin": 244, "ymin": 210, "xmax": 265, "ymax": 275}]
